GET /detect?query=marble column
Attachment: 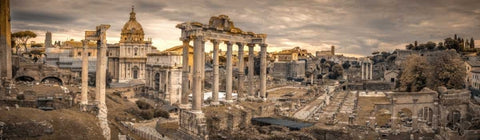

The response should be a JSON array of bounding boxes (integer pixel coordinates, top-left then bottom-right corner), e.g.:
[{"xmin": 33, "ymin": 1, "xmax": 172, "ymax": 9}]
[
  {"xmin": 192, "ymin": 36, "xmax": 204, "ymax": 111},
  {"xmin": 80, "ymin": 40, "xmax": 89, "ymax": 107},
  {"xmin": 236, "ymin": 43, "xmax": 245, "ymax": 99},
  {"xmin": 201, "ymin": 40, "xmax": 205, "ymax": 104},
  {"xmin": 260, "ymin": 44, "xmax": 267, "ymax": 100},
  {"xmin": 369, "ymin": 62, "xmax": 373, "ymax": 80},
  {"xmin": 361, "ymin": 62, "xmax": 364, "ymax": 80},
  {"xmin": 181, "ymin": 39, "xmax": 190, "ymax": 105},
  {"xmin": 225, "ymin": 41, "xmax": 233, "ymax": 102},
  {"xmin": 0, "ymin": 0, "xmax": 12, "ymax": 88},
  {"xmin": 247, "ymin": 43, "xmax": 255, "ymax": 97},
  {"xmin": 211, "ymin": 40, "xmax": 220, "ymax": 105},
  {"xmin": 94, "ymin": 24, "xmax": 111, "ymax": 140},
  {"xmin": 95, "ymin": 25, "xmax": 110, "ymax": 105}
]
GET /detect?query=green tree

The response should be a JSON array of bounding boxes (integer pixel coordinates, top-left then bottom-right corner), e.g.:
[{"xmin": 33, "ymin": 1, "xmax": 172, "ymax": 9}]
[
  {"xmin": 471, "ymin": 38, "xmax": 475, "ymax": 48},
  {"xmin": 329, "ymin": 64, "xmax": 343, "ymax": 79},
  {"xmin": 406, "ymin": 44, "xmax": 414, "ymax": 50},
  {"xmin": 342, "ymin": 61, "xmax": 351, "ymax": 70},
  {"xmin": 399, "ymin": 54, "xmax": 428, "ymax": 92},
  {"xmin": 399, "ymin": 50, "xmax": 466, "ymax": 91},
  {"xmin": 426, "ymin": 50, "xmax": 465, "ymax": 89},
  {"xmin": 444, "ymin": 37, "xmax": 460, "ymax": 51},
  {"xmin": 30, "ymin": 43, "xmax": 42, "ymax": 48},
  {"xmin": 12, "ymin": 31, "xmax": 37, "ymax": 54},
  {"xmin": 425, "ymin": 41, "xmax": 436, "ymax": 50},
  {"xmin": 437, "ymin": 42, "xmax": 446, "ymax": 50}
]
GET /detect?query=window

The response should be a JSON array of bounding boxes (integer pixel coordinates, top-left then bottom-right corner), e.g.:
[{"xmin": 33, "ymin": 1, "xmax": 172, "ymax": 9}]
[
  {"xmin": 88, "ymin": 52, "xmax": 91, "ymax": 56},
  {"xmin": 78, "ymin": 52, "xmax": 81, "ymax": 56},
  {"xmin": 134, "ymin": 48, "xmax": 138, "ymax": 56}
]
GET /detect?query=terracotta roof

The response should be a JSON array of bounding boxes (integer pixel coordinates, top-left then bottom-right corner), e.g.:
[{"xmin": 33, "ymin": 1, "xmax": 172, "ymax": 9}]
[
  {"xmin": 164, "ymin": 45, "xmax": 193, "ymax": 52},
  {"xmin": 467, "ymin": 60, "xmax": 480, "ymax": 67}
]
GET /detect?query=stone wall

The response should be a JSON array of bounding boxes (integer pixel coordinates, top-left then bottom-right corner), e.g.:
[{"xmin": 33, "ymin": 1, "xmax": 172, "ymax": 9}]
[
  {"xmin": 178, "ymin": 110, "xmax": 208, "ymax": 140},
  {"xmin": 346, "ymin": 81, "xmax": 391, "ymax": 91},
  {"xmin": 271, "ymin": 61, "xmax": 305, "ymax": 80}
]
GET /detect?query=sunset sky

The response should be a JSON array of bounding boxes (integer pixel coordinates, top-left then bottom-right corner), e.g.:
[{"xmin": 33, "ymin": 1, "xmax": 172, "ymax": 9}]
[{"xmin": 10, "ymin": 0, "xmax": 480, "ymax": 57}]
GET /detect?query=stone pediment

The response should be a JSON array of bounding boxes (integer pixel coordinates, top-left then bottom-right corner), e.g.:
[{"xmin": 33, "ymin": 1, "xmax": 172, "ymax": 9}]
[
  {"xmin": 208, "ymin": 15, "xmax": 244, "ymax": 34},
  {"xmin": 176, "ymin": 15, "xmax": 267, "ymax": 44}
]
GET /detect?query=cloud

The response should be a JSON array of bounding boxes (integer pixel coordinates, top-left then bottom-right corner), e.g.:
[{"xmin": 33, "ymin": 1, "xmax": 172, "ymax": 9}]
[{"xmin": 9, "ymin": 0, "xmax": 480, "ymax": 56}]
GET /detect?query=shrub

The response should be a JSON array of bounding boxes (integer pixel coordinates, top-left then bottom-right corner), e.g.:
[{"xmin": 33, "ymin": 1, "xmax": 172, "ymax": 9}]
[
  {"xmin": 16, "ymin": 94, "xmax": 25, "ymax": 100},
  {"xmin": 154, "ymin": 109, "xmax": 170, "ymax": 119},
  {"xmin": 135, "ymin": 100, "xmax": 152, "ymax": 110},
  {"xmin": 139, "ymin": 110, "xmax": 154, "ymax": 120}
]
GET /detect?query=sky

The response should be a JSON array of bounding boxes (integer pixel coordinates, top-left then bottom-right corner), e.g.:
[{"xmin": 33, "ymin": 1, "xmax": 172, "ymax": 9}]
[{"xmin": 9, "ymin": 0, "xmax": 480, "ymax": 57}]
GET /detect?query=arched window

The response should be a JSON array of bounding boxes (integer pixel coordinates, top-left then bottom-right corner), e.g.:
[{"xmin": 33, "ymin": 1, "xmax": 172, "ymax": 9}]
[
  {"xmin": 132, "ymin": 66, "xmax": 139, "ymax": 79},
  {"xmin": 134, "ymin": 48, "xmax": 138, "ymax": 56}
]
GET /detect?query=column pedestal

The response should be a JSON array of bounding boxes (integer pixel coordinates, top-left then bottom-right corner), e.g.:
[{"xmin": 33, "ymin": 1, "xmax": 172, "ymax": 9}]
[{"xmin": 178, "ymin": 109, "xmax": 208, "ymax": 140}]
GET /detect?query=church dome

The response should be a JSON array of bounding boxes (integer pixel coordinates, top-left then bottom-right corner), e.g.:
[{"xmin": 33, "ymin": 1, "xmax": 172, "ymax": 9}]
[{"xmin": 120, "ymin": 6, "xmax": 144, "ymax": 43}]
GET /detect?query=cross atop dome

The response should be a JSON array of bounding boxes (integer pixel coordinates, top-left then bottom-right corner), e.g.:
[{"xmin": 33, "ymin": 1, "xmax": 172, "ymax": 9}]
[{"xmin": 130, "ymin": 5, "xmax": 136, "ymax": 20}]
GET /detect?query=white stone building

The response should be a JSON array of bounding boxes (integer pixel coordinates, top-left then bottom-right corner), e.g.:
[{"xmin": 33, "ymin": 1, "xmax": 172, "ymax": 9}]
[
  {"xmin": 145, "ymin": 51, "xmax": 183, "ymax": 105},
  {"xmin": 107, "ymin": 7, "xmax": 152, "ymax": 84},
  {"xmin": 466, "ymin": 60, "xmax": 480, "ymax": 89}
]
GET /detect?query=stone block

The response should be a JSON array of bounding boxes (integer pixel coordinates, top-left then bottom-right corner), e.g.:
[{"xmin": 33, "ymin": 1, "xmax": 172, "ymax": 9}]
[{"xmin": 179, "ymin": 109, "xmax": 208, "ymax": 140}]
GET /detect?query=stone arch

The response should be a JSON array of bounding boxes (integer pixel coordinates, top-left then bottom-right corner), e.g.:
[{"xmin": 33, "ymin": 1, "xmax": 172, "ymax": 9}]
[
  {"xmin": 447, "ymin": 110, "xmax": 461, "ymax": 129},
  {"xmin": 418, "ymin": 107, "xmax": 433, "ymax": 126},
  {"xmin": 375, "ymin": 108, "xmax": 392, "ymax": 127},
  {"xmin": 41, "ymin": 76, "xmax": 63, "ymax": 85},
  {"xmin": 15, "ymin": 76, "xmax": 36, "ymax": 83},
  {"xmin": 397, "ymin": 108, "xmax": 413, "ymax": 127}
]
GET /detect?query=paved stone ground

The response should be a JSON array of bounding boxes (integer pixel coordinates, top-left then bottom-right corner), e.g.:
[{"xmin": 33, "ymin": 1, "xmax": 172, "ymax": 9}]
[
  {"xmin": 318, "ymin": 91, "xmax": 347, "ymax": 121},
  {"xmin": 126, "ymin": 119, "xmax": 168, "ymax": 140},
  {"xmin": 293, "ymin": 92, "xmax": 327, "ymax": 120},
  {"xmin": 336, "ymin": 91, "xmax": 357, "ymax": 124}
]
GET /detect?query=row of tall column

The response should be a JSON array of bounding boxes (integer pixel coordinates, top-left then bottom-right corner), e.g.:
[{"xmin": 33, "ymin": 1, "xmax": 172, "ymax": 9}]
[
  {"xmin": 80, "ymin": 25, "xmax": 110, "ymax": 109},
  {"xmin": 79, "ymin": 25, "xmax": 111, "ymax": 140},
  {"xmin": 361, "ymin": 61, "xmax": 373, "ymax": 80},
  {"xmin": 180, "ymin": 36, "xmax": 267, "ymax": 112}
]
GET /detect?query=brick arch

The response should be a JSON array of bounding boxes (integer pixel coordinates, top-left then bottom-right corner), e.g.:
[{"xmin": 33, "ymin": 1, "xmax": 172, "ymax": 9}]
[
  {"xmin": 15, "ymin": 76, "xmax": 36, "ymax": 82},
  {"xmin": 41, "ymin": 76, "xmax": 63, "ymax": 85}
]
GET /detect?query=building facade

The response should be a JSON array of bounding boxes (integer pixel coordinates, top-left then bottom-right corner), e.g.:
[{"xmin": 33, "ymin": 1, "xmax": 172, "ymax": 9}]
[
  {"xmin": 107, "ymin": 7, "xmax": 152, "ymax": 84},
  {"xmin": 146, "ymin": 51, "xmax": 183, "ymax": 104},
  {"xmin": 466, "ymin": 60, "xmax": 480, "ymax": 89}
]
